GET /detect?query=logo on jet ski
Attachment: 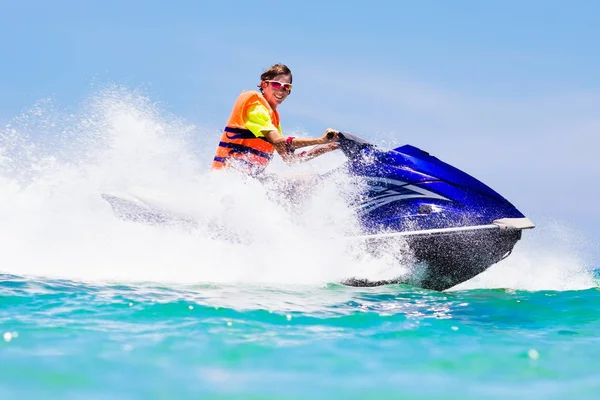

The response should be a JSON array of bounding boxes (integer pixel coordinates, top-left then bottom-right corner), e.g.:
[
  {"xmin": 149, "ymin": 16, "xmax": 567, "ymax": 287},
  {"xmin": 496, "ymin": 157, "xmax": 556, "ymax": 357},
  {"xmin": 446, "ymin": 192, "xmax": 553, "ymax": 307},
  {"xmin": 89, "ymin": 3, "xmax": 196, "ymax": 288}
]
[{"xmin": 356, "ymin": 177, "xmax": 448, "ymax": 214}]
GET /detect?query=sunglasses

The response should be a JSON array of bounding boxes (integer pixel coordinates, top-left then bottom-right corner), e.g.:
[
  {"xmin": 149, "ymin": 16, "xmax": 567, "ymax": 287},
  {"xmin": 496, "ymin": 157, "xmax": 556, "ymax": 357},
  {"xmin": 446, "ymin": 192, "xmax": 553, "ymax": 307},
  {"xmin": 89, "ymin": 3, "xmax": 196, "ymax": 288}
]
[{"xmin": 265, "ymin": 80, "xmax": 292, "ymax": 93}]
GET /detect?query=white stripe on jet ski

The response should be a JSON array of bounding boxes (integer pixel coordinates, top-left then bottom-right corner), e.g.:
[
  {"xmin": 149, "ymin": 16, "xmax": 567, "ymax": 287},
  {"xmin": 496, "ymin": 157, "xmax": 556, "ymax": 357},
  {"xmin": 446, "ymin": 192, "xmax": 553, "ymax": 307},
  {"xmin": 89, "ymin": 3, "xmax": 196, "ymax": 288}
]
[
  {"xmin": 351, "ymin": 217, "xmax": 534, "ymax": 239},
  {"xmin": 352, "ymin": 224, "xmax": 500, "ymax": 239},
  {"xmin": 356, "ymin": 177, "xmax": 449, "ymax": 214}
]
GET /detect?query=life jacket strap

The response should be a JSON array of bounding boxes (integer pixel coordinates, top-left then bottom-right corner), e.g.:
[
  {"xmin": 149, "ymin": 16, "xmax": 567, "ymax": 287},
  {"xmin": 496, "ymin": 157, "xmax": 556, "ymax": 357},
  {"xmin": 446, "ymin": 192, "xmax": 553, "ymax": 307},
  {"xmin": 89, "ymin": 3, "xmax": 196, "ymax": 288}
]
[{"xmin": 217, "ymin": 142, "xmax": 273, "ymax": 160}]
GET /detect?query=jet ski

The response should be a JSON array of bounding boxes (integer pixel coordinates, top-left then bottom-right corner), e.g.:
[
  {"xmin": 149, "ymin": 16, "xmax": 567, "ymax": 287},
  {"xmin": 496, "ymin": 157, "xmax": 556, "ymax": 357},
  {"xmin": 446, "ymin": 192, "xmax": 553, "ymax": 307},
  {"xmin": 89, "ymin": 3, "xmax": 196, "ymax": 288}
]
[
  {"xmin": 102, "ymin": 132, "xmax": 534, "ymax": 291},
  {"xmin": 330, "ymin": 132, "xmax": 534, "ymax": 290}
]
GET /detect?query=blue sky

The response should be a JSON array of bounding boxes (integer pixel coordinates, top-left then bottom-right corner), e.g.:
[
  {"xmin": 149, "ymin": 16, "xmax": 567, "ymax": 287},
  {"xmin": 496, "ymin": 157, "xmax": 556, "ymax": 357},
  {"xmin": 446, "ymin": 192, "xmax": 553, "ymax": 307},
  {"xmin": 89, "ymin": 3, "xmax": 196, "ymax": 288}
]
[{"xmin": 1, "ymin": 1, "xmax": 599, "ymax": 260}]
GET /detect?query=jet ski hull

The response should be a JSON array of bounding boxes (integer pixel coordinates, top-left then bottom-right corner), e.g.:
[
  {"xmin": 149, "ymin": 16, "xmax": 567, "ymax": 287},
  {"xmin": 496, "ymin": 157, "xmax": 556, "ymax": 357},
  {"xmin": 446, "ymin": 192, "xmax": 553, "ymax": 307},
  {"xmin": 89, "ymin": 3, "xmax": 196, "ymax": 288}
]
[{"xmin": 345, "ymin": 227, "xmax": 521, "ymax": 291}]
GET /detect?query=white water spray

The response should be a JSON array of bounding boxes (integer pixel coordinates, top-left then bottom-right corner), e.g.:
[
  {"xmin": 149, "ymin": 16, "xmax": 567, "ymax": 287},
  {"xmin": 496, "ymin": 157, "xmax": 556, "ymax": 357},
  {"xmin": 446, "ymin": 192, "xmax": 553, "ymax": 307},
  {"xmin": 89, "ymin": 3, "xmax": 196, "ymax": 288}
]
[
  {"xmin": 454, "ymin": 220, "xmax": 596, "ymax": 291},
  {"xmin": 0, "ymin": 87, "xmax": 409, "ymax": 285},
  {"xmin": 0, "ymin": 87, "xmax": 594, "ymax": 291}
]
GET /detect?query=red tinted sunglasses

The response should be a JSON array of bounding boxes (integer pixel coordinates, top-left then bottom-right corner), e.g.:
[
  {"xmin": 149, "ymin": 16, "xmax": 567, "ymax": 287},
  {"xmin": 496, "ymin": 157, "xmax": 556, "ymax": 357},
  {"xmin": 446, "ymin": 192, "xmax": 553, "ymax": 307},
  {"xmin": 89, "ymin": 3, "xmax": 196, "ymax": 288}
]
[{"xmin": 265, "ymin": 80, "xmax": 292, "ymax": 93}]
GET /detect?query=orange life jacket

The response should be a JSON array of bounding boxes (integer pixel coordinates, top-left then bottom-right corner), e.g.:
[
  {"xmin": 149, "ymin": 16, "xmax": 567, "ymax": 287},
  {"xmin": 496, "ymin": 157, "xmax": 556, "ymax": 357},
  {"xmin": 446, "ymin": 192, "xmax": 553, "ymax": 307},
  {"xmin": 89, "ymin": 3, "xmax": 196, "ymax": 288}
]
[{"xmin": 211, "ymin": 91, "xmax": 280, "ymax": 174}]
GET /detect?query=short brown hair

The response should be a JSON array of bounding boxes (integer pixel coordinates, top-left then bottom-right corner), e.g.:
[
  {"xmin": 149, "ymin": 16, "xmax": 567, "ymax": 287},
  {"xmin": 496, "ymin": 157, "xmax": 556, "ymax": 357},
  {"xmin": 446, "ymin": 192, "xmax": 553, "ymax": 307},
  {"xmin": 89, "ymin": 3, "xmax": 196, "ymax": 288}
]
[
  {"xmin": 258, "ymin": 64, "xmax": 292, "ymax": 92},
  {"xmin": 260, "ymin": 63, "xmax": 292, "ymax": 82}
]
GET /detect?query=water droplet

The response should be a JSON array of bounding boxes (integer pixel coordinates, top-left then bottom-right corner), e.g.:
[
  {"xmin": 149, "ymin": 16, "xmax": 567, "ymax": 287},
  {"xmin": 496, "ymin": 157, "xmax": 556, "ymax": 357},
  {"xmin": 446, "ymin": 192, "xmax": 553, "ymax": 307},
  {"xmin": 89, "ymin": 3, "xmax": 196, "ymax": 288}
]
[
  {"xmin": 129, "ymin": 302, "xmax": 133, "ymax": 307},
  {"xmin": 227, "ymin": 321, "xmax": 232, "ymax": 327},
  {"xmin": 451, "ymin": 326, "xmax": 459, "ymax": 331},
  {"xmin": 286, "ymin": 314, "xmax": 292, "ymax": 321},
  {"xmin": 3, "ymin": 332, "xmax": 13, "ymax": 342},
  {"xmin": 188, "ymin": 305, "xmax": 194, "ymax": 310},
  {"xmin": 528, "ymin": 349, "xmax": 539, "ymax": 360}
]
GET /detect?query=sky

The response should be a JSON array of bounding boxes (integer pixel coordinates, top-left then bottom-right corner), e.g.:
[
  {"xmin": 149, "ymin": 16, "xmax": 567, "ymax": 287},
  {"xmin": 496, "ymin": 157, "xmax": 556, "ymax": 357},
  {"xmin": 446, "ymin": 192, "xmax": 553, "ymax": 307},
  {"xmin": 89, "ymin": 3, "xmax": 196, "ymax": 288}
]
[{"xmin": 1, "ymin": 0, "xmax": 599, "ymax": 260}]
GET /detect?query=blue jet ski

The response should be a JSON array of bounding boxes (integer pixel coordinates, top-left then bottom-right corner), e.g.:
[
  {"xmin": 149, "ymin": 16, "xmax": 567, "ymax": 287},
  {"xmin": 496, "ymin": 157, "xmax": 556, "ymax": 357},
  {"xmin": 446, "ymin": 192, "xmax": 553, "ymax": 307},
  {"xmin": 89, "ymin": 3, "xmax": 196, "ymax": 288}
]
[
  {"xmin": 330, "ymin": 132, "xmax": 534, "ymax": 290},
  {"xmin": 102, "ymin": 132, "xmax": 534, "ymax": 291}
]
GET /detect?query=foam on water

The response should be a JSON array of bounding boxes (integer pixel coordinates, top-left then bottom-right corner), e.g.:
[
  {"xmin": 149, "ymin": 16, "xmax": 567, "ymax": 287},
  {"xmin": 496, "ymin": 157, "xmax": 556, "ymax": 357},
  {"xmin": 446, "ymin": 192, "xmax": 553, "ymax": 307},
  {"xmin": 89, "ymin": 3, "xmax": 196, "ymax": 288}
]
[
  {"xmin": 0, "ymin": 87, "xmax": 406, "ymax": 286},
  {"xmin": 455, "ymin": 221, "xmax": 596, "ymax": 291},
  {"xmin": 0, "ymin": 87, "xmax": 595, "ymax": 291}
]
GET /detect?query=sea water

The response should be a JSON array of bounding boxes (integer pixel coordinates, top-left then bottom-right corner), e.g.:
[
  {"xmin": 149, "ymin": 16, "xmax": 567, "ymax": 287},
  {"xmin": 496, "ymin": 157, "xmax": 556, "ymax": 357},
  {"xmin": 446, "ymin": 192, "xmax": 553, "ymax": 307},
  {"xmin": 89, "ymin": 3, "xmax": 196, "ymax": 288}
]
[{"xmin": 1, "ymin": 88, "xmax": 598, "ymax": 399}]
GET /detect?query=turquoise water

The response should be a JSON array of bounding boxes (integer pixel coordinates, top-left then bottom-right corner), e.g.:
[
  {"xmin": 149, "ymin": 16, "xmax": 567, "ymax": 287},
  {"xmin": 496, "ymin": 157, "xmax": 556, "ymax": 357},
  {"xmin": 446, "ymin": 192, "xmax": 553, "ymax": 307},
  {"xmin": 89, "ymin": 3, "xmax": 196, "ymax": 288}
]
[{"xmin": 2, "ymin": 273, "xmax": 599, "ymax": 399}]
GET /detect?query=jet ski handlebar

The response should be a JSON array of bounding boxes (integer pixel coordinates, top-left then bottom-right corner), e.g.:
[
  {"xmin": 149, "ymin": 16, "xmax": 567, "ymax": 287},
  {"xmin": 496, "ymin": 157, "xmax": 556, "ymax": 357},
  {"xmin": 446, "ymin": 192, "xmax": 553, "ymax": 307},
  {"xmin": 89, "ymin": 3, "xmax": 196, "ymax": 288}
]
[{"xmin": 329, "ymin": 131, "xmax": 375, "ymax": 160}]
